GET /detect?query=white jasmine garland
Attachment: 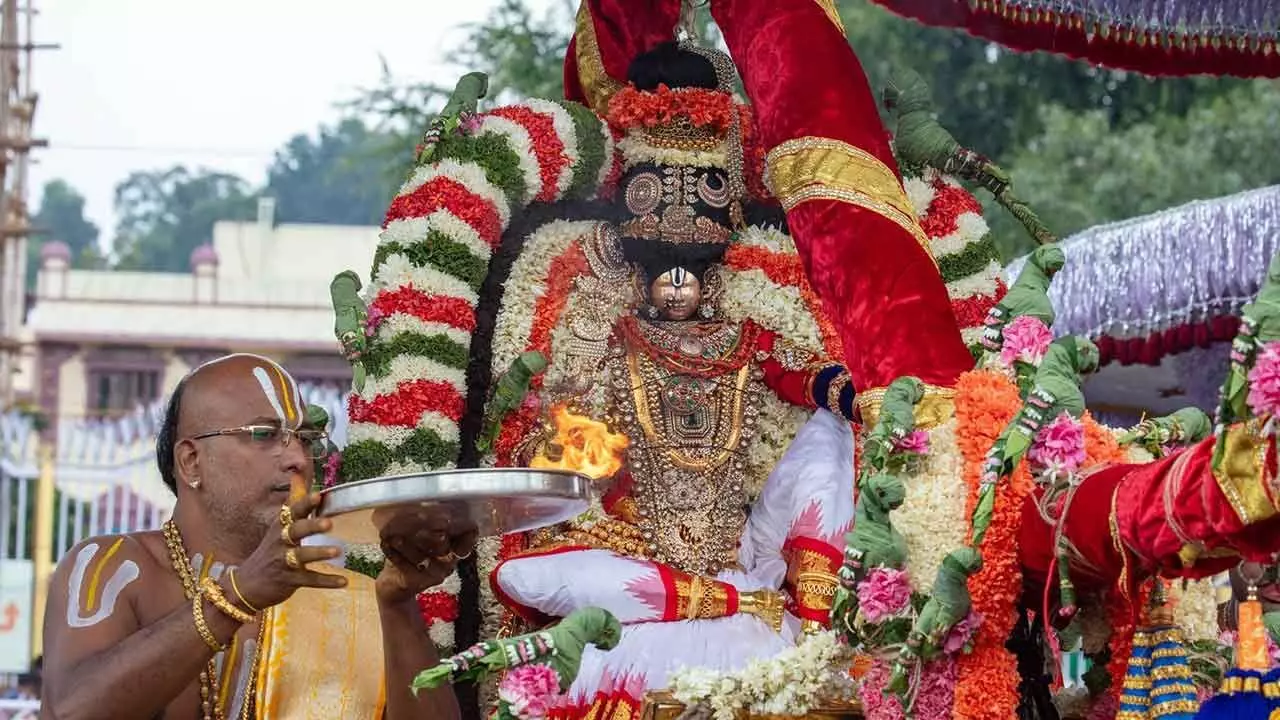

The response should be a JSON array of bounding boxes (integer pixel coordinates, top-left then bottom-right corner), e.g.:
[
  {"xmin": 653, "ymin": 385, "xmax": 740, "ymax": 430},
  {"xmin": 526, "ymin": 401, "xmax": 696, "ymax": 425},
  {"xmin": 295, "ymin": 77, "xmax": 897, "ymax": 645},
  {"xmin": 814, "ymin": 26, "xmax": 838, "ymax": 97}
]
[
  {"xmin": 373, "ymin": 314, "xmax": 472, "ymax": 349},
  {"xmin": 596, "ymin": 123, "xmax": 617, "ymax": 192},
  {"xmin": 519, "ymin": 99, "xmax": 579, "ymax": 197},
  {"xmin": 893, "ymin": 419, "xmax": 971, "ymax": 593},
  {"xmin": 346, "ymin": 412, "xmax": 461, "ymax": 448},
  {"xmin": 944, "ymin": 259, "xmax": 1004, "ymax": 300},
  {"xmin": 721, "ymin": 268, "xmax": 823, "ymax": 350},
  {"xmin": 381, "ymin": 211, "xmax": 493, "ymax": 263},
  {"xmin": 490, "ymin": 221, "xmax": 598, "ymax": 374},
  {"xmin": 903, "ymin": 175, "xmax": 936, "ymax": 219},
  {"xmin": 370, "ymin": 254, "xmax": 480, "ymax": 304},
  {"xmin": 356, "ymin": 354, "xmax": 468, "ymax": 399},
  {"xmin": 931, "ymin": 211, "xmax": 991, "ymax": 259},
  {"xmin": 735, "ymin": 224, "xmax": 797, "ymax": 254},
  {"xmin": 400, "ymin": 159, "xmax": 512, "ymax": 229},
  {"xmin": 746, "ymin": 390, "xmax": 812, "ymax": 500},
  {"xmin": 476, "ymin": 115, "xmax": 543, "ymax": 202},
  {"xmin": 669, "ymin": 631, "xmax": 855, "ymax": 720},
  {"xmin": 1172, "ymin": 577, "xmax": 1220, "ymax": 643},
  {"xmin": 617, "ymin": 132, "xmax": 727, "ymax": 170}
]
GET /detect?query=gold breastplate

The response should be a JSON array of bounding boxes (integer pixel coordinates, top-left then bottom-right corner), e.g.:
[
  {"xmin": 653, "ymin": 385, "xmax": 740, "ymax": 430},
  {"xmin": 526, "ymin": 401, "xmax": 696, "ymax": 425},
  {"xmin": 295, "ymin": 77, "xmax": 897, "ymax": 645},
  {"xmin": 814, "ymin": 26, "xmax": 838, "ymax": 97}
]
[{"xmin": 606, "ymin": 320, "xmax": 764, "ymax": 575}]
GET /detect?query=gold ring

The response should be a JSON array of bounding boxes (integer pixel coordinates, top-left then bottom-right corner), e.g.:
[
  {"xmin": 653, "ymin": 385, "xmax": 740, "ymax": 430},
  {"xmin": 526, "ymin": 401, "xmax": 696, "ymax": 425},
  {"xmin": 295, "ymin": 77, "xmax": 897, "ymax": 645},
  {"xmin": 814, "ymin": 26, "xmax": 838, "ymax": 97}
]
[
  {"xmin": 281, "ymin": 525, "xmax": 297, "ymax": 547},
  {"xmin": 279, "ymin": 504, "xmax": 295, "ymax": 528},
  {"xmin": 285, "ymin": 548, "xmax": 301, "ymax": 570}
]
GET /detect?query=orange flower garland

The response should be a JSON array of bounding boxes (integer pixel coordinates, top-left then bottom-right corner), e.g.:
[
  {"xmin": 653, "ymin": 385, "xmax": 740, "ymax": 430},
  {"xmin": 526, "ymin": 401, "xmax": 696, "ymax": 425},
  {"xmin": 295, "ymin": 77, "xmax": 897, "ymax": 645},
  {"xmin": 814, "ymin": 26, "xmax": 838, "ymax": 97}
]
[
  {"xmin": 606, "ymin": 84, "xmax": 737, "ymax": 134},
  {"xmin": 953, "ymin": 368, "xmax": 1029, "ymax": 720},
  {"xmin": 951, "ymin": 372, "xmax": 1143, "ymax": 719},
  {"xmin": 723, "ymin": 243, "xmax": 844, "ymax": 360}
]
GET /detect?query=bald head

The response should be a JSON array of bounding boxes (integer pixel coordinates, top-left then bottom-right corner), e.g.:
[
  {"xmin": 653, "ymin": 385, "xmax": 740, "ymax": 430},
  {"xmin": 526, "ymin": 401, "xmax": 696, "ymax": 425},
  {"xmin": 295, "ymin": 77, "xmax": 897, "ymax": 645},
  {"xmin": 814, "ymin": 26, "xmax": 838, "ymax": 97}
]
[{"xmin": 156, "ymin": 354, "xmax": 306, "ymax": 494}]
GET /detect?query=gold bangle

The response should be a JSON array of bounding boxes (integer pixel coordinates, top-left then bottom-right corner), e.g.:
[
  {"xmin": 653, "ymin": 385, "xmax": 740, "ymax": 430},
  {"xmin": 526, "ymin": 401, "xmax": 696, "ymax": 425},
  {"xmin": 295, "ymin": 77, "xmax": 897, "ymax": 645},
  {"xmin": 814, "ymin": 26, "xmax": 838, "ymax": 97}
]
[
  {"xmin": 200, "ymin": 577, "xmax": 255, "ymax": 625},
  {"xmin": 227, "ymin": 568, "xmax": 262, "ymax": 614},
  {"xmin": 191, "ymin": 592, "xmax": 226, "ymax": 652}
]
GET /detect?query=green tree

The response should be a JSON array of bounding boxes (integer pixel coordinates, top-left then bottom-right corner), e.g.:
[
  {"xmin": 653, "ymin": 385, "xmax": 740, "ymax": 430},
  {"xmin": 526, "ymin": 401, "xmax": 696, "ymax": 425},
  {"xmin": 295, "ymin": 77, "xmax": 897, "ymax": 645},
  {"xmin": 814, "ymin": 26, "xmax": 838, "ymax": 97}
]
[
  {"xmin": 266, "ymin": 118, "xmax": 398, "ymax": 226},
  {"xmin": 28, "ymin": 180, "xmax": 101, "ymax": 287},
  {"xmin": 110, "ymin": 166, "xmax": 256, "ymax": 272},
  {"xmin": 988, "ymin": 80, "xmax": 1280, "ymax": 259}
]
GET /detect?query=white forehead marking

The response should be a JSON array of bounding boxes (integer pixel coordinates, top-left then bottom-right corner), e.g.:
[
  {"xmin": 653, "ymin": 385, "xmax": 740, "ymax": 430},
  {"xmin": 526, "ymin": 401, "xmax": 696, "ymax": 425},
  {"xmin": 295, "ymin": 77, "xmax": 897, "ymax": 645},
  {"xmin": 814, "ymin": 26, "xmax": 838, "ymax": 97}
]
[{"xmin": 251, "ymin": 366, "xmax": 287, "ymax": 422}]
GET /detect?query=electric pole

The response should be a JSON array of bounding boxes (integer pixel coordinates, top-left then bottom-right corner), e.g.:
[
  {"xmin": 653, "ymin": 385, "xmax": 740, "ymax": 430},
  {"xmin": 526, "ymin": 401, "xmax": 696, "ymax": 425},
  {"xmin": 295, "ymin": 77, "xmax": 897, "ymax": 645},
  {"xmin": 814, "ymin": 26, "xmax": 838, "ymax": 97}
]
[{"xmin": 0, "ymin": 0, "xmax": 55, "ymax": 407}]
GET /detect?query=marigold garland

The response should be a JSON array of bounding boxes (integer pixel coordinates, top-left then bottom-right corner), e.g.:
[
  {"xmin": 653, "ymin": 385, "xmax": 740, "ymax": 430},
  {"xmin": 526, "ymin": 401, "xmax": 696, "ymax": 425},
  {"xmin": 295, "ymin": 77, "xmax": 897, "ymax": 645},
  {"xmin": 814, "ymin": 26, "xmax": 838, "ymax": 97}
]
[
  {"xmin": 606, "ymin": 84, "xmax": 737, "ymax": 133},
  {"xmin": 953, "ymin": 368, "xmax": 1028, "ymax": 720}
]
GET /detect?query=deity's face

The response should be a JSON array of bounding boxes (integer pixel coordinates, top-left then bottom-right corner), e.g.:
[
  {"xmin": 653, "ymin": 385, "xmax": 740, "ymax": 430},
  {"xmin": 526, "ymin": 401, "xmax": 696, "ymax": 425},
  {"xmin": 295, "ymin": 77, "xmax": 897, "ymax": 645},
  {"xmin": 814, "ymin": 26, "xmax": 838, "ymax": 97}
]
[{"xmin": 648, "ymin": 267, "xmax": 703, "ymax": 321}]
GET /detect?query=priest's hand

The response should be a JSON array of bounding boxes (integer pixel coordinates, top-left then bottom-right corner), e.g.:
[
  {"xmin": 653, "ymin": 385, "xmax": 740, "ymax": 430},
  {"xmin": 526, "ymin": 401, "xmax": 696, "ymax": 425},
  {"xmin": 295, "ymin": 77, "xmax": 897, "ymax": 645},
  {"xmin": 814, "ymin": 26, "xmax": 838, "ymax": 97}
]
[{"xmin": 373, "ymin": 504, "xmax": 479, "ymax": 604}]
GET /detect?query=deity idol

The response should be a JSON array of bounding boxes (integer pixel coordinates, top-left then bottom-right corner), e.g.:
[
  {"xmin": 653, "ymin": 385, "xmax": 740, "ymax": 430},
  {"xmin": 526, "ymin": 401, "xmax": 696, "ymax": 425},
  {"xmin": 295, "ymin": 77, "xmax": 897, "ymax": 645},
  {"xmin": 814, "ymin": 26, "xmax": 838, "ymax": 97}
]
[{"xmin": 488, "ymin": 39, "xmax": 863, "ymax": 708}]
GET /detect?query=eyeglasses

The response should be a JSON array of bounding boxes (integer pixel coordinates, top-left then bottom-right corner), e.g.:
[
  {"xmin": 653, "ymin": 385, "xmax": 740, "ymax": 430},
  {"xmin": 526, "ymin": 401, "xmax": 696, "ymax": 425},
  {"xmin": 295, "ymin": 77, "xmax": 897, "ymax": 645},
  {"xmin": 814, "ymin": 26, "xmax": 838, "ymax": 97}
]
[{"xmin": 189, "ymin": 425, "xmax": 331, "ymax": 460}]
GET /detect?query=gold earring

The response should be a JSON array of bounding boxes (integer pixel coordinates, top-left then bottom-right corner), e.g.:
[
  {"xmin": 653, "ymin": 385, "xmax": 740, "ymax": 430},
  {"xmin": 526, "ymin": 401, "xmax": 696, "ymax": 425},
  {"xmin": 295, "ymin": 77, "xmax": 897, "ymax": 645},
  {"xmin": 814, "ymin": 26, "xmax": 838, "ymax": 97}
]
[{"xmin": 187, "ymin": 479, "xmax": 201, "ymax": 490}]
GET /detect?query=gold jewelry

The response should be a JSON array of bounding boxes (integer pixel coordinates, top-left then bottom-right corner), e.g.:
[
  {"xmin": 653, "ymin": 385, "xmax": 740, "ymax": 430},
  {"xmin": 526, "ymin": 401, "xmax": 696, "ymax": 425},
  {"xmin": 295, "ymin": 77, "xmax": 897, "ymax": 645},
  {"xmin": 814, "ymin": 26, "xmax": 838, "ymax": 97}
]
[
  {"xmin": 226, "ymin": 569, "xmax": 261, "ymax": 614},
  {"xmin": 191, "ymin": 592, "xmax": 226, "ymax": 652},
  {"xmin": 284, "ymin": 548, "xmax": 301, "ymax": 570},
  {"xmin": 200, "ymin": 577, "xmax": 255, "ymax": 625},
  {"xmin": 280, "ymin": 524, "xmax": 297, "ymax": 547},
  {"xmin": 279, "ymin": 504, "xmax": 295, "ymax": 529},
  {"xmin": 162, "ymin": 520, "xmax": 265, "ymax": 720}
]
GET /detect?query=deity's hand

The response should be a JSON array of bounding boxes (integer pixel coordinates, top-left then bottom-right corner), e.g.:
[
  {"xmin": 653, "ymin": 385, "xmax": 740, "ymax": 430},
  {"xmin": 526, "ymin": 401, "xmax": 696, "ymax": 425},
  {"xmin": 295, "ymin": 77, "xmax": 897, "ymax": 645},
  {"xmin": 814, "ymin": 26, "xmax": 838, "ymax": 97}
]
[
  {"xmin": 373, "ymin": 503, "xmax": 479, "ymax": 604},
  {"xmin": 228, "ymin": 493, "xmax": 349, "ymax": 611}
]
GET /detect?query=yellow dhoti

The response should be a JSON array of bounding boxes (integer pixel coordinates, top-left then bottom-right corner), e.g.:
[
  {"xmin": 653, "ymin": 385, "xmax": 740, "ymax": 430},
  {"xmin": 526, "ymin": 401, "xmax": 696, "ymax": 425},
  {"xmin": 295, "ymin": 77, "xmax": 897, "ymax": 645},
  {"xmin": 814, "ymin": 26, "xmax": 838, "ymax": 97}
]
[{"xmin": 254, "ymin": 568, "xmax": 387, "ymax": 719}]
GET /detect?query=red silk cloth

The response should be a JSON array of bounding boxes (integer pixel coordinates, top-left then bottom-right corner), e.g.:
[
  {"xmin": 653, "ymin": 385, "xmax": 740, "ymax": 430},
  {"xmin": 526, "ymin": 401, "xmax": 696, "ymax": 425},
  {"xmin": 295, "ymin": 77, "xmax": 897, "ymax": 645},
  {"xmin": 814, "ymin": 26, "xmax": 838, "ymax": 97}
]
[
  {"xmin": 868, "ymin": 0, "xmax": 1280, "ymax": 79},
  {"xmin": 710, "ymin": 0, "xmax": 974, "ymax": 390},
  {"xmin": 1019, "ymin": 431, "xmax": 1280, "ymax": 598},
  {"xmin": 563, "ymin": 0, "xmax": 682, "ymax": 109}
]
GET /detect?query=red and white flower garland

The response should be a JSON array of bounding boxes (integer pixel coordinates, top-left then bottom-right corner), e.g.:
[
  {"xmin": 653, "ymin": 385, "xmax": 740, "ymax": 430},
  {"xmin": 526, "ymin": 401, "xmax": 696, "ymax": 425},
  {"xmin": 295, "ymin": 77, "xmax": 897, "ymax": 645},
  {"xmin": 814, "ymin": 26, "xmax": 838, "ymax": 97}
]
[{"xmin": 347, "ymin": 98, "xmax": 620, "ymax": 650}]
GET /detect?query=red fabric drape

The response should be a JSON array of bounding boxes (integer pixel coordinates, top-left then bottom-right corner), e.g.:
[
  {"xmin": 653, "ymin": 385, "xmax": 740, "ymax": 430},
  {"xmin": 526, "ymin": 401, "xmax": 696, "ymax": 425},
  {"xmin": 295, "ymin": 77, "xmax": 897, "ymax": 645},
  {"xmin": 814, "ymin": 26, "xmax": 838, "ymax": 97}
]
[
  {"xmin": 563, "ymin": 0, "xmax": 683, "ymax": 111},
  {"xmin": 869, "ymin": 0, "xmax": 1280, "ymax": 79},
  {"xmin": 710, "ymin": 0, "xmax": 974, "ymax": 391},
  {"xmin": 1019, "ymin": 430, "xmax": 1280, "ymax": 595}
]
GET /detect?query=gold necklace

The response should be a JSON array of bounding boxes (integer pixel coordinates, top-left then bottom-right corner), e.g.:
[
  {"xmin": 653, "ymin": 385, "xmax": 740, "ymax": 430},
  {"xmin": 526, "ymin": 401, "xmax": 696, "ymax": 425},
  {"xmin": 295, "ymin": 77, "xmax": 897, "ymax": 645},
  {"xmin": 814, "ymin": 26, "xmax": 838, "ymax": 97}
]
[{"xmin": 162, "ymin": 520, "xmax": 265, "ymax": 720}]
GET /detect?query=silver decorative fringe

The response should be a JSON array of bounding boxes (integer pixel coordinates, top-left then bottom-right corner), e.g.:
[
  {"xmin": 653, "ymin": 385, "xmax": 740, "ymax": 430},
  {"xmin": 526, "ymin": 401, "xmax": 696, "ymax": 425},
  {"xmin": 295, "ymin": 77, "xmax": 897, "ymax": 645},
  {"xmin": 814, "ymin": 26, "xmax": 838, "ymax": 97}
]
[
  {"xmin": 1004, "ymin": 184, "xmax": 1280, "ymax": 340},
  {"xmin": 995, "ymin": 0, "xmax": 1280, "ymax": 39}
]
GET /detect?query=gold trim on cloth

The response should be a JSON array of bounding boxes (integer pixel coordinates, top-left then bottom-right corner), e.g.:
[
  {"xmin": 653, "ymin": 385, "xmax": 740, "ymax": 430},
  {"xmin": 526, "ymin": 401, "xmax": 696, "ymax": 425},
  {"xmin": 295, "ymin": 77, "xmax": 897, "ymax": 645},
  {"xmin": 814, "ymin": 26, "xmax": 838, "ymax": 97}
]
[
  {"xmin": 642, "ymin": 692, "xmax": 862, "ymax": 720},
  {"xmin": 255, "ymin": 568, "xmax": 386, "ymax": 719},
  {"xmin": 574, "ymin": 1, "xmax": 624, "ymax": 116},
  {"xmin": 812, "ymin": 0, "xmax": 847, "ymax": 34},
  {"xmin": 763, "ymin": 137, "xmax": 933, "ymax": 263},
  {"xmin": 857, "ymin": 383, "xmax": 955, "ymax": 430},
  {"xmin": 1212, "ymin": 419, "xmax": 1277, "ymax": 525}
]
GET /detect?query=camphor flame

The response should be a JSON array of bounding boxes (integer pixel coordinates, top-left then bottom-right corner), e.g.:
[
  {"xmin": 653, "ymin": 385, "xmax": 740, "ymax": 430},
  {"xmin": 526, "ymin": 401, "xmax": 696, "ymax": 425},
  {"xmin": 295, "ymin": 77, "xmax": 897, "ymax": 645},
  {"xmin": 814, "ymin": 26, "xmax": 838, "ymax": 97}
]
[{"xmin": 530, "ymin": 405, "xmax": 630, "ymax": 480}]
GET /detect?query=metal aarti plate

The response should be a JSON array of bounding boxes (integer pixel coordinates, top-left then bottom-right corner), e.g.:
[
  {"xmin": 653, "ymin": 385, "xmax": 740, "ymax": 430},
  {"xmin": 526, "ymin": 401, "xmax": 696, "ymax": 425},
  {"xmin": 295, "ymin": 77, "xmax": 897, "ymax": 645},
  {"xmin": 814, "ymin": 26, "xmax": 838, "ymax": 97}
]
[{"xmin": 317, "ymin": 468, "xmax": 592, "ymax": 543}]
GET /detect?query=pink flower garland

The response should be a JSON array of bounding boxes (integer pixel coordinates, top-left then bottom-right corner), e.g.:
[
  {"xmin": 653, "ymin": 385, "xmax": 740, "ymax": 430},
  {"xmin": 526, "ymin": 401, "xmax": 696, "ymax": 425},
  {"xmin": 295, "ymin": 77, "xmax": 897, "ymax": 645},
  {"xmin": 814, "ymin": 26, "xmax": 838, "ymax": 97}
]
[
  {"xmin": 1028, "ymin": 412, "xmax": 1087, "ymax": 473},
  {"xmin": 857, "ymin": 568, "xmax": 912, "ymax": 623},
  {"xmin": 893, "ymin": 429, "xmax": 931, "ymax": 455},
  {"xmin": 1246, "ymin": 341, "xmax": 1280, "ymax": 417},
  {"xmin": 859, "ymin": 657, "xmax": 957, "ymax": 720},
  {"xmin": 498, "ymin": 664, "xmax": 563, "ymax": 720},
  {"xmin": 999, "ymin": 316, "xmax": 1054, "ymax": 367}
]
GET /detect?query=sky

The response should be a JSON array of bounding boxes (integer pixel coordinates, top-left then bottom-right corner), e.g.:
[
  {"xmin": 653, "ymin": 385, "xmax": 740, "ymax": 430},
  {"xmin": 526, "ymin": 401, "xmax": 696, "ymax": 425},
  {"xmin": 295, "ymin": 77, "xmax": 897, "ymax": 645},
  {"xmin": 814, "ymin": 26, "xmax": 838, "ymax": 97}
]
[{"xmin": 29, "ymin": 0, "xmax": 551, "ymax": 250}]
